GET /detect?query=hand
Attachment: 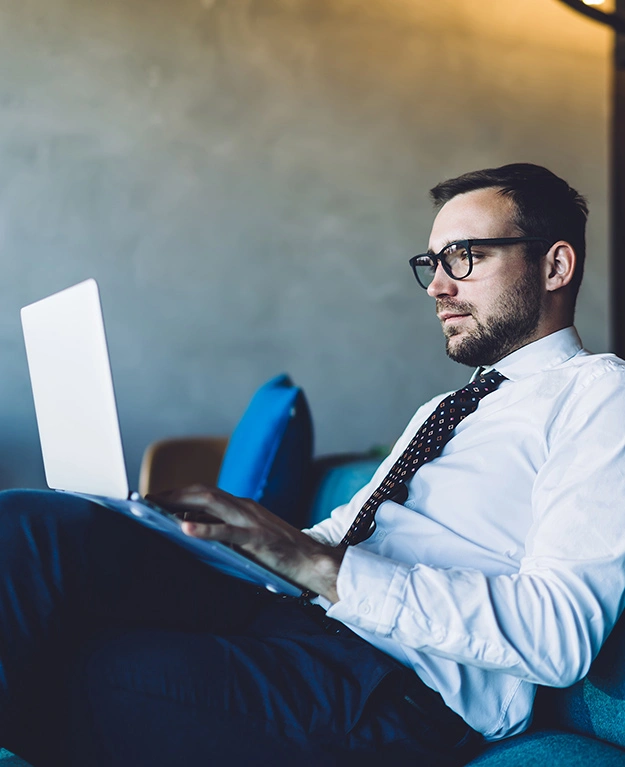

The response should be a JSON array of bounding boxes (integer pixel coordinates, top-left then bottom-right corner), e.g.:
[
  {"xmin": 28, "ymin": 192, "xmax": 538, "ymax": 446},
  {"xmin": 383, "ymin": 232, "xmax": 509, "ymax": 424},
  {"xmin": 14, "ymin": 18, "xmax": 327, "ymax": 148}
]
[{"xmin": 150, "ymin": 485, "xmax": 344, "ymax": 603}]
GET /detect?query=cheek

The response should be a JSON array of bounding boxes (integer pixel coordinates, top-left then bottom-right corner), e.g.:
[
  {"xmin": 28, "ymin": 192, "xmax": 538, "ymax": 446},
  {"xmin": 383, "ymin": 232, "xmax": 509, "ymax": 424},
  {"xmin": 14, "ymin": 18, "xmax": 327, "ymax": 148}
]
[
  {"xmin": 474, "ymin": 269, "xmax": 526, "ymax": 308},
  {"xmin": 461, "ymin": 283, "xmax": 501, "ymax": 314}
]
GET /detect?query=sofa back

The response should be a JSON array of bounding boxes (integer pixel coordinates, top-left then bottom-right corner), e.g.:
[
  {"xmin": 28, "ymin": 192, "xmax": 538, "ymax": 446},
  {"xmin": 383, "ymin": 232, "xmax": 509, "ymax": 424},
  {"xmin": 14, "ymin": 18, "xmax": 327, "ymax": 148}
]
[{"xmin": 535, "ymin": 613, "xmax": 625, "ymax": 749}]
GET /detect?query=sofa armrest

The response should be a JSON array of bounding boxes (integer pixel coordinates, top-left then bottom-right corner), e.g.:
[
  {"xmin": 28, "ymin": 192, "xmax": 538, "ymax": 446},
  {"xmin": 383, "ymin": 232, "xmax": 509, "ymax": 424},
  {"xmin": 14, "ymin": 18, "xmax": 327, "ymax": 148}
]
[{"xmin": 138, "ymin": 436, "xmax": 229, "ymax": 496}]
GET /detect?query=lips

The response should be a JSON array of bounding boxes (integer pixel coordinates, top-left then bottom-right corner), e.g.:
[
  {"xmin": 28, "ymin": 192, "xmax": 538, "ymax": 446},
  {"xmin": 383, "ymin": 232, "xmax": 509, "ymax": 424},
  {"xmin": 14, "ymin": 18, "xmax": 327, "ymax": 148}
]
[
  {"xmin": 438, "ymin": 312, "xmax": 471, "ymax": 322},
  {"xmin": 436, "ymin": 301, "xmax": 475, "ymax": 324}
]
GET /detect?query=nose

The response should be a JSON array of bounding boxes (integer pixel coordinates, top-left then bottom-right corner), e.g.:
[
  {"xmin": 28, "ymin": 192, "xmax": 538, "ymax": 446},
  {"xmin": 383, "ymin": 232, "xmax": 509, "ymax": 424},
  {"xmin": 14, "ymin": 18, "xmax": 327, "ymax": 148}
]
[{"xmin": 426, "ymin": 261, "xmax": 458, "ymax": 298}]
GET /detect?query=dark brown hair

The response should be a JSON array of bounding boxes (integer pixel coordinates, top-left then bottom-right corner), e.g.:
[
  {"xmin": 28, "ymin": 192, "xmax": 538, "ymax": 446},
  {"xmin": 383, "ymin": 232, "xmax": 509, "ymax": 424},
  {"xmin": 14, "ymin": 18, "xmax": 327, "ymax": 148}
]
[{"xmin": 430, "ymin": 163, "xmax": 589, "ymax": 299}]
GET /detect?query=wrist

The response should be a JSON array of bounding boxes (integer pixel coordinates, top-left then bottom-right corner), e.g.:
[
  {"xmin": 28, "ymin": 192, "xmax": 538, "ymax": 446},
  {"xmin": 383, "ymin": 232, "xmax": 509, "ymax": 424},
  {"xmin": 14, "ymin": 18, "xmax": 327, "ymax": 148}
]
[{"xmin": 303, "ymin": 543, "xmax": 344, "ymax": 604}]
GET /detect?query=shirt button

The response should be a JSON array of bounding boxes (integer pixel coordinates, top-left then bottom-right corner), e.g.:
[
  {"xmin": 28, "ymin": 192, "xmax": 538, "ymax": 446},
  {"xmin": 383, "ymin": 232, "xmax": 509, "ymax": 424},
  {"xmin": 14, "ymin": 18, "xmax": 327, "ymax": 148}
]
[
  {"xmin": 377, "ymin": 529, "xmax": 387, "ymax": 542},
  {"xmin": 360, "ymin": 601, "xmax": 372, "ymax": 615}
]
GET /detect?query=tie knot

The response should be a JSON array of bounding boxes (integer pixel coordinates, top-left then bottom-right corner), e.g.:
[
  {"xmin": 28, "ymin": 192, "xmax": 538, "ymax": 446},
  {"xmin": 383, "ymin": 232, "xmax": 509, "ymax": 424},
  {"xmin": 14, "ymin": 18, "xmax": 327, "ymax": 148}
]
[{"xmin": 463, "ymin": 370, "xmax": 506, "ymax": 399}]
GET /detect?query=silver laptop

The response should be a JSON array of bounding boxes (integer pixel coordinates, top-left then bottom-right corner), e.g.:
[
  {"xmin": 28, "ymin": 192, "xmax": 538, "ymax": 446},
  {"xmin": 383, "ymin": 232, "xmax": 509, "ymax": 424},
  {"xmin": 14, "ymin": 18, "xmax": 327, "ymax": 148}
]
[{"xmin": 21, "ymin": 279, "xmax": 301, "ymax": 596}]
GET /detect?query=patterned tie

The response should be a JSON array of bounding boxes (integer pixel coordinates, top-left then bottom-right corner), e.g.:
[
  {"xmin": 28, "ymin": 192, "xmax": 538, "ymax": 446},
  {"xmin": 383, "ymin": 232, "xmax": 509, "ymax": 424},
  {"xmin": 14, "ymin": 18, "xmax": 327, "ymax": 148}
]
[{"xmin": 340, "ymin": 370, "xmax": 506, "ymax": 546}]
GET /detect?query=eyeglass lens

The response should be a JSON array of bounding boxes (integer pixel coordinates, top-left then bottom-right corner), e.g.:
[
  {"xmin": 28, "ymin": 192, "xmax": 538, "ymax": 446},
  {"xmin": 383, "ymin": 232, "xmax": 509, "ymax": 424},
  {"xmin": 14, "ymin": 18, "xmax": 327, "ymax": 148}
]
[{"xmin": 413, "ymin": 243, "xmax": 472, "ymax": 288}]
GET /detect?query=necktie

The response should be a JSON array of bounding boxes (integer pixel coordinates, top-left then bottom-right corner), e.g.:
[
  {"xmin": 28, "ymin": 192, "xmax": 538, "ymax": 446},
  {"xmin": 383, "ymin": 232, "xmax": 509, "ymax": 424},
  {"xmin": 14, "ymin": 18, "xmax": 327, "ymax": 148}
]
[{"xmin": 340, "ymin": 370, "xmax": 506, "ymax": 546}]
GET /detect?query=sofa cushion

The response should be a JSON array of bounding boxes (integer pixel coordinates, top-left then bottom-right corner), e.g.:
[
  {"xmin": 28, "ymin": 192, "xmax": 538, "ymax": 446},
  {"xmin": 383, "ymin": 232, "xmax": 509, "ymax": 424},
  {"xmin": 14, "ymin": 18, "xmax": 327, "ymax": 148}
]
[
  {"xmin": 217, "ymin": 374, "xmax": 313, "ymax": 527},
  {"xmin": 465, "ymin": 730, "xmax": 625, "ymax": 766},
  {"xmin": 307, "ymin": 458, "xmax": 382, "ymax": 527},
  {"xmin": 0, "ymin": 751, "xmax": 31, "ymax": 766}
]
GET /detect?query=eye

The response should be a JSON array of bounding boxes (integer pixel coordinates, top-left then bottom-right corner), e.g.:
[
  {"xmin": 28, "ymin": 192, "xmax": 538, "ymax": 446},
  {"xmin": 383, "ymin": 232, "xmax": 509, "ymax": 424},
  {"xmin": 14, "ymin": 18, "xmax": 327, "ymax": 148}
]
[
  {"xmin": 469, "ymin": 249, "xmax": 487, "ymax": 261},
  {"xmin": 444, "ymin": 244, "xmax": 470, "ymax": 262}
]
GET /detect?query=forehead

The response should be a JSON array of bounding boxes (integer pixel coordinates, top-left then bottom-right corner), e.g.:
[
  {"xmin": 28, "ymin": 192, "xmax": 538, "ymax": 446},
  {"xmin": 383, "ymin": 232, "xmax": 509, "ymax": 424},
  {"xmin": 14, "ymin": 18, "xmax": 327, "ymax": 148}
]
[{"xmin": 428, "ymin": 188, "xmax": 518, "ymax": 251}]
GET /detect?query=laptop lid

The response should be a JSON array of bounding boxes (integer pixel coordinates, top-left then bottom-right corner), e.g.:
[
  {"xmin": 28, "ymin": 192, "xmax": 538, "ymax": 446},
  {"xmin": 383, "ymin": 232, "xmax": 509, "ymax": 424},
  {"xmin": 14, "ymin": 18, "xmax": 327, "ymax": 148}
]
[{"xmin": 21, "ymin": 279, "xmax": 130, "ymax": 499}]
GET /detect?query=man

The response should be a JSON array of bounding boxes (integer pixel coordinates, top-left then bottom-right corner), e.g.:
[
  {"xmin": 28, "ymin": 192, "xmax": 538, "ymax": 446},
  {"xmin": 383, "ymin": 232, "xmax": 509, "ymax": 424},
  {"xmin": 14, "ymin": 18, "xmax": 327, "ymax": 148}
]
[{"xmin": 0, "ymin": 163, "xmax": 624, "ymax": 766}]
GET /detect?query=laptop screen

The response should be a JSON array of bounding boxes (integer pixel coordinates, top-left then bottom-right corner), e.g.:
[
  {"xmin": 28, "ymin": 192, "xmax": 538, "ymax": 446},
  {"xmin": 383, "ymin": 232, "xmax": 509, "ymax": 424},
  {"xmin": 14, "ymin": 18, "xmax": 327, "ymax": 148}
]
[{"xmin": 21, "ymin": 279, "xmax": 130, "ymax": 499}]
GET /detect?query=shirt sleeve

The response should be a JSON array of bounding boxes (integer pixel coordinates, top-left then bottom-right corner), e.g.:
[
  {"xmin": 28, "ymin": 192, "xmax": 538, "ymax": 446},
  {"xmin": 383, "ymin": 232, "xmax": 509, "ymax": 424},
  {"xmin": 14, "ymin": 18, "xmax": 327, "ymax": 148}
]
[{"xmin": 326, "ymin": 362, "xmax": 625, "ymax": 688}]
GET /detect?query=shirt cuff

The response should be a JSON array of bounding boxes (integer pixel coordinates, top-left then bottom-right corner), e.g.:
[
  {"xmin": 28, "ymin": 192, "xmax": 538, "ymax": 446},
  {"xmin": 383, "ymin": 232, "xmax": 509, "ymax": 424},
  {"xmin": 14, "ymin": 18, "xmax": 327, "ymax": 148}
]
[{"xmin": 326, "ymin": 545, "xmax": 411, "ymax": 635}]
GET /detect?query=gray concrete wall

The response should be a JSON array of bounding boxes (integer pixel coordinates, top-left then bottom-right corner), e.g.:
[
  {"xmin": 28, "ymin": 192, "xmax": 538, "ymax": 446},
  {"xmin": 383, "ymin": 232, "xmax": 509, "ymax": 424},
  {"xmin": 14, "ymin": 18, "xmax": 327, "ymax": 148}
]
[{"xmin": 0, "ymin": 0, "xmax": 612, "ymax": 489}]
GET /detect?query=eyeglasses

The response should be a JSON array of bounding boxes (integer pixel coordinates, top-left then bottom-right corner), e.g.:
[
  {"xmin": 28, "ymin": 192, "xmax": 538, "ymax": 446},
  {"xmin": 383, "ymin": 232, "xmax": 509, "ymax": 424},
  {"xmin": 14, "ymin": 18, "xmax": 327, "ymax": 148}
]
[{"xmin": 408, "ymin": 237, "xmax": 553, "ymax": 289}]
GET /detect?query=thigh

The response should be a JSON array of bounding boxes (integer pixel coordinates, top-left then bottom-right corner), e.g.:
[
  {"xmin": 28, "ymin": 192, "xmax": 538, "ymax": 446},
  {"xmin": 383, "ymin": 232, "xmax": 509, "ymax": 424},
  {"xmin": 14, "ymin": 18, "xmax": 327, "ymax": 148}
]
[
  {"xmin": 250, "ymin": 600, "xmax": 482, "ymax": 766},
  {"xmin": 66, "ymin": 624, "xmax": 373, "ymax": 767},
  {"xmin": 0, "ymin": 488, "xmax": 270, "ymax": 633},
  {"xmin": 67, "ymin": 627, "xmax": 337, "ymax": 767},
  {"xmin": 66, "ymin": 602, "xmax": 481, "ymax": 767},
  {"xmin": 0, "ymin": 490, "xmax": 272, "ymax": 763}
]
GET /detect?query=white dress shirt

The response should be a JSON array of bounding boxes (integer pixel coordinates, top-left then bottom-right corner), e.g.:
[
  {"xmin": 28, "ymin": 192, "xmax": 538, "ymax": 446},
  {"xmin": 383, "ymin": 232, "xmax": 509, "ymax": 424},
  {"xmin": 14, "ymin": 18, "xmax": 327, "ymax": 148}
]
[{"xmin": 306, "ymin": 327, "xmax": 625, "ymax": 740}]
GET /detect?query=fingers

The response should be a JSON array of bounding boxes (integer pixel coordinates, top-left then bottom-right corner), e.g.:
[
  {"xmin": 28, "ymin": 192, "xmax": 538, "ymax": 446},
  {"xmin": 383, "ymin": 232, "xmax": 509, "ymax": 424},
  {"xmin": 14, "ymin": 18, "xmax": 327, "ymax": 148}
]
[
  {"xmin": 145, "ymin": 496, "xmax": 223, "ymax": 524},
  {"xmin": 149, "ymin": 485, "xmax": 285, "ymax": 539},
  {"xmin": 148, "ymin": 485, "xmax": 244, "ymax": 524},
  {"xmin": 181, "ymin": 520, "xmax": 252, "ymax": 547}
]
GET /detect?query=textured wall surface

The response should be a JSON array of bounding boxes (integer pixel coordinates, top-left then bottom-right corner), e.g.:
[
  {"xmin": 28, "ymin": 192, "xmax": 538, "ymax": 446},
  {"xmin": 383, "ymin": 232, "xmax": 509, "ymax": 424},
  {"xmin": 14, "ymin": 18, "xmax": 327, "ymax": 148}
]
[{"xmin": 0, "ymin": 0, "xmax": 611, "ymax": 489}]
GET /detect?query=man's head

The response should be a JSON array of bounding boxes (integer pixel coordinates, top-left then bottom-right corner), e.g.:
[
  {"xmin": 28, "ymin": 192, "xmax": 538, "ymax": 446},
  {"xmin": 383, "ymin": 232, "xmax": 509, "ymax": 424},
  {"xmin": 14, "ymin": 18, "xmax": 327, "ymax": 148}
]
[{"xmin": 420, "ymin": 163, "xmax": 588, "ymax": 367}]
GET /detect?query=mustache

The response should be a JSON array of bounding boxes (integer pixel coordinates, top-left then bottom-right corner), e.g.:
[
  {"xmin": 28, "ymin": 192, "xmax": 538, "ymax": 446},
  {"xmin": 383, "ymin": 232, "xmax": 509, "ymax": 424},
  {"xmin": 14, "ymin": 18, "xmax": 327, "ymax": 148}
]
[{"xmin": 436, "ymin": 299, "xmax": 475, "ymax": 316}]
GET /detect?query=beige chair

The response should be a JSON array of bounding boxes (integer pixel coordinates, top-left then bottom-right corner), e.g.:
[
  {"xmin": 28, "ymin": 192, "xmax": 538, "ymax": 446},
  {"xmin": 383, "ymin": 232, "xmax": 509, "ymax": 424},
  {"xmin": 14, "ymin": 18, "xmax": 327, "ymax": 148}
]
[{"xmin": 138, "ymin": 436, "xmax": 229, "ymax": 497}]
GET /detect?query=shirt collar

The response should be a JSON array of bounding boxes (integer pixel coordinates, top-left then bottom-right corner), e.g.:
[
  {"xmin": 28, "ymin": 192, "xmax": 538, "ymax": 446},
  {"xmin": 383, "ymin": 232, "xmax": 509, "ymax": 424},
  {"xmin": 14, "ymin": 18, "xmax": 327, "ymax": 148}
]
[{"xmin": 472, "ymin": 326, "xmax": 583, "ymax": 383}]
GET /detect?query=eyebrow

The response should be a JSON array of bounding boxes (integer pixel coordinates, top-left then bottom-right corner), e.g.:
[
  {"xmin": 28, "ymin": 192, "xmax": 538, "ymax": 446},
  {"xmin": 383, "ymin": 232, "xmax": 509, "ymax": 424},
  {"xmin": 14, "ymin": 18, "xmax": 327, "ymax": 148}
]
[
  {"xmin": 427, "ymin": 238, "xmax": 479, "ymax": 256},
  {"xmin": 426, "ymin": 244, "xmax": 447, "ymax": 256},
  {"xmin": 426, "ymin": 240, "xmax": 456, "ymax": 256}
]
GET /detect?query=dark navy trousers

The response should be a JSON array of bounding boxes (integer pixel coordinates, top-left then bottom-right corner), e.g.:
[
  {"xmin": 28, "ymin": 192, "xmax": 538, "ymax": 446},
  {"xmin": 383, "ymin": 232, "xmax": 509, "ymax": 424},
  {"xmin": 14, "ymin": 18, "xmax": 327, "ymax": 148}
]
[{"xmin": 0, "ymin": 490, "xmax": 482, "ymax": 766}]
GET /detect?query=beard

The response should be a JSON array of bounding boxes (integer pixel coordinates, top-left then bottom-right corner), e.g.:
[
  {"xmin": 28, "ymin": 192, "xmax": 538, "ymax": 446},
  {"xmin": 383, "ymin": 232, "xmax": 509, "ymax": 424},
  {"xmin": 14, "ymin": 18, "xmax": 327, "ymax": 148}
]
[{"xmin": 438, "ymin": 264, "xmax": 543, "ymax": 368}]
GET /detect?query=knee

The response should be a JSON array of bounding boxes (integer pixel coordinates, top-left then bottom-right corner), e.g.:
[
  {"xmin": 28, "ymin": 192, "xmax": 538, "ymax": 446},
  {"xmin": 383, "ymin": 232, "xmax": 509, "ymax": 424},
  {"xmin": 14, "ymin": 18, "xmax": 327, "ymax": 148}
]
[
  {"xmin": 0, "ymin": 490, "xmax": 103, "ymax": 534},
  {"xmin": 0, "ymin": 489, "xmax": 54, "ymax": 505},
  {"xmin": 0, "ymin": 489, "xmax": 72, "ymax": 516},
  {"xmin": 0, "ymin": 489, "xmax": 56, "ymax": 518}
]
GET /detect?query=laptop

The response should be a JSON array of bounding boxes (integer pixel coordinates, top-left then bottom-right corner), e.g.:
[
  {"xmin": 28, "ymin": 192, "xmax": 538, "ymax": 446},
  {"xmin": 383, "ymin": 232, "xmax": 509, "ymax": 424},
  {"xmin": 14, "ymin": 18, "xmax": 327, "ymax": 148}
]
[{"xmin": 20, "ymin": 278, "xmax": 301, "ymax": 596}]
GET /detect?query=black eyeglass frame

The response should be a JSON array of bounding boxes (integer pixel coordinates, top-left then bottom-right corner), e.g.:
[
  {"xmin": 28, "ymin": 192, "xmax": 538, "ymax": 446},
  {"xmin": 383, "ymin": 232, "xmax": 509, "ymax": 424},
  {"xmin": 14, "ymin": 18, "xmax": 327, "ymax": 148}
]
[{"xmin": 408, "ymin": 237, "xmax": 554, "ymax": 289}]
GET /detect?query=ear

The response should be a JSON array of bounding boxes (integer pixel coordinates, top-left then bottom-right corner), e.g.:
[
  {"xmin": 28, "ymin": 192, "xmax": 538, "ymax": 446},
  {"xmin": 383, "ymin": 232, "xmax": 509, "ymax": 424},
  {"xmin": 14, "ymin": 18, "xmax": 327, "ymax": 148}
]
[{"xmin": 543, "ymin": 241, "xmax": 576, "ymax": 293}]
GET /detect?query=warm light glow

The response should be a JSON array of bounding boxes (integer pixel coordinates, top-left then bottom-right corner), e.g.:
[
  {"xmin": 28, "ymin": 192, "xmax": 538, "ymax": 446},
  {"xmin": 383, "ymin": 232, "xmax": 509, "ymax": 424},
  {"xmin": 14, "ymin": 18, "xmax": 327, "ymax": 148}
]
[{"xmin": 580, "ymin": 0, "xmax": 618, "ymax": 10}]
